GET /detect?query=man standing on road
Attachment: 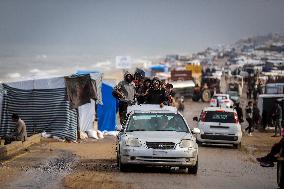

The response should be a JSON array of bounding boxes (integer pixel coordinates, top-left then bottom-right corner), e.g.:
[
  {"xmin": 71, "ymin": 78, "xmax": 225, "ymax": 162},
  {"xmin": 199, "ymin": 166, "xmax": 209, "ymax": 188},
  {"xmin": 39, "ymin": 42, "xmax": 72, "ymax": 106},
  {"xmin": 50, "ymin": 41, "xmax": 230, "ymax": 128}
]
[
  {"xmin": 253, "ymin": 102, "xmax": 261, "ymax": 130},
  {"xmin": 272, "ymin": 100, "xmax": 282, "ymax": 137},
  {"xmin": 245, "ymin": 101, "xmax": 254, "ymax": 136},
  {"xmin": 4, "ymin": 114, "xmax": 27, "ymax": 145},
  {"xmin": 234, "ymin": 102, "xmax": 243, "ymax": 124},
  {"xmin": 113, "ymin": 72, "xmax": 135, "ymax": 124}
]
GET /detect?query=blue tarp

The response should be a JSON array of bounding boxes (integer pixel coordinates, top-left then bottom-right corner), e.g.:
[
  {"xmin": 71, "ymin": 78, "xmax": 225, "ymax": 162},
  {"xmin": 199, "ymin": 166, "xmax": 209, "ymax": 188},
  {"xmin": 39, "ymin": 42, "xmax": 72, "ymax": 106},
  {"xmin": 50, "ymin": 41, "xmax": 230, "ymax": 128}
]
[
  {"xmin": 97, "ymin": 82, "xmax": 118, "ymax": 131},
  {"xmin": 149, "ymin": 65, "xmax": 168, "ymax": 72},
  {"xmin": 75, "ymin": 70, "xmax": 99, "ymax": 75}
]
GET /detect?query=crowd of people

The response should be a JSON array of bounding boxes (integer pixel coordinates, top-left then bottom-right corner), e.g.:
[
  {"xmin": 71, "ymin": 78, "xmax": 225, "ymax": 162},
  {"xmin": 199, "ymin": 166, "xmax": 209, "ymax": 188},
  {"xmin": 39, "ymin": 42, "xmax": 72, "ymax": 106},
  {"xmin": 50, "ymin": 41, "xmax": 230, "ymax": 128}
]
[
  {"xmin": 241, "ymin": 96, "xmax": 282, "ymax": 137},
  {"xmin": 241, "ymin": 75, "xmax": 283, "ymax": 168},
  {"xmin": 246, "ymin": 75, "xmax": 263, "ymax": 101},
  {"xmin": 112, "ymin": 70, "xmax": 177, "ymax": 124}
]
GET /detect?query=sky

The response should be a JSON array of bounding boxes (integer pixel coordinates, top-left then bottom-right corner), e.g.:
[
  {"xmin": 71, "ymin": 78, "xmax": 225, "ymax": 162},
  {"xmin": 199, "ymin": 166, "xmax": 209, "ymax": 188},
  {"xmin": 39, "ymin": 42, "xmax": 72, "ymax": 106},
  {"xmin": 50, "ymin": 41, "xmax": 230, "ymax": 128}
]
[{"xmin": 0, "ymin": 0, "xmax": 284, "ymax": 81}]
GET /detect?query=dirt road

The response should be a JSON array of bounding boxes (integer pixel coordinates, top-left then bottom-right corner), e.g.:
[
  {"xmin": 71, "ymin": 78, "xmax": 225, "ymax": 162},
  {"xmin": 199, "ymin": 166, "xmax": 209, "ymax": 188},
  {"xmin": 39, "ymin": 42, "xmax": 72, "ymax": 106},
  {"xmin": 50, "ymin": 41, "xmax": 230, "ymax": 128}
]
[{"xmin": 0, "ymin": 101, "xmax": 278, "ymax": 189}]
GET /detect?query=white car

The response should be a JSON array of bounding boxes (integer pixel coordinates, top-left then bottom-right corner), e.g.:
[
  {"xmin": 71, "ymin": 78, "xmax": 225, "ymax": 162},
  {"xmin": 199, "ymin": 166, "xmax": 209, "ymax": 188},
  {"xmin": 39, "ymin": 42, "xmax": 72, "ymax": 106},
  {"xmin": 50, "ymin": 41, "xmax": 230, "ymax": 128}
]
[
  {"xmin": 210, "ymin": 94, "xmax": 234, "ymax": 108},
  {"xmin": 117, "ymin": 104, "xmax": 200, "ymax": 174},
  {"xmin": 193, "ymin": 107, "xmax": 242, "ymax": 148}
]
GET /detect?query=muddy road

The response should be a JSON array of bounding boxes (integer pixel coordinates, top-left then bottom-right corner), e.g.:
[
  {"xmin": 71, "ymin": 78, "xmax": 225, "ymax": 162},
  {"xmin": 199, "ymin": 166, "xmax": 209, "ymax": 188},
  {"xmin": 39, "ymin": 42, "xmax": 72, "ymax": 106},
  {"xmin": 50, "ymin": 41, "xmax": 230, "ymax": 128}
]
[{"xmin": 0, "ymin": 101, "xmax": 278, "ymax": 189}]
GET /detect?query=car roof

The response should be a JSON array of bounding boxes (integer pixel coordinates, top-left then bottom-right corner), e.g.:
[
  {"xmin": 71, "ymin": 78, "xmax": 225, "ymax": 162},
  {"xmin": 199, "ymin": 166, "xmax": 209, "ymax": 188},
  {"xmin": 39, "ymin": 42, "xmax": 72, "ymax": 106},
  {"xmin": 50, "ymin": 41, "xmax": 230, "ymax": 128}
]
[
  {"xmin": 127, "ymin": 104, "xmax": 178, "ymax": 114},
  {"xmin": 202, "ymin": 106, "xmax": 235, "ymax": 112}
]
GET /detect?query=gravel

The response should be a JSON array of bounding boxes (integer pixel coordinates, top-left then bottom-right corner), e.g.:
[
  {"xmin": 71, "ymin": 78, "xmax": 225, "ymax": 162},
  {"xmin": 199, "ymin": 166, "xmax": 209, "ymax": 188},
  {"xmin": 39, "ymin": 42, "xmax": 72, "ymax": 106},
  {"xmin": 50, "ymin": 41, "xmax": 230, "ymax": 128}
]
[{"xmin": 8, "ymin": 151, "xmax": 78, "ymax": 189}]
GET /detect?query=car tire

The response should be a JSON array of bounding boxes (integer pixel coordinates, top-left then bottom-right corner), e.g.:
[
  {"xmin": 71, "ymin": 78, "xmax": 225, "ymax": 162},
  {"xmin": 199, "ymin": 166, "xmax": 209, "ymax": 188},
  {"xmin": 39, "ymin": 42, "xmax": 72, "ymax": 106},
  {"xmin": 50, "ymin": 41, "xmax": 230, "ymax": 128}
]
[
  {"xmin": 201, "ymin": 89, "xmax": 211, "ymax": 102},
  {"xmin": 117, "ymin": 147, "xmax": 129, "ymax": 172},
  {"xmin": 196, "ymin": 140, "xmax": 202, "ymax": 146},
  {"xmin": 233, "ymin": 143, "xmax": 241, "ymax": 149},
  {"xmin": 188, "ymin": 158, "xmax": 198, "ymax": 175},
  {"xmin": 119, "ymin": 159, "xmax": 129, "ymax": 172},
  {"xmin": 277, "ymin": 160, "xmax": 284, "ymax": 187},
  {"xmin": 192, "ymin": 94, "xmax": 200, "ymax": 102}
]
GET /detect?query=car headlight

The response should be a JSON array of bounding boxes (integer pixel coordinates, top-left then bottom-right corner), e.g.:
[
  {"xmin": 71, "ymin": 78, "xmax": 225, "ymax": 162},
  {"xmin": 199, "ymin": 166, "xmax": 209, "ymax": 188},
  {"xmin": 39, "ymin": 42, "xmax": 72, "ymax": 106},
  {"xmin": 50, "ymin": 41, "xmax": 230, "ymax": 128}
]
[
  {"xmin": 179, "ymin": 140, "xmax": 194, "ymax": 148},
  {"xmin": 125, "ymin": 138, "xmax": 142, "ymax": 147}
]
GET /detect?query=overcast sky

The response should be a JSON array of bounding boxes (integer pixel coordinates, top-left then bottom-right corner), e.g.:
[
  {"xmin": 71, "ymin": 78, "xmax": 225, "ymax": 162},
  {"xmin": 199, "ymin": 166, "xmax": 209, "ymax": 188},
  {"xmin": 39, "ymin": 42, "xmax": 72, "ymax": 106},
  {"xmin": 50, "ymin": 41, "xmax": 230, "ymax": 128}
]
[{"xmin": 0, "ymin": 0, "xmax": 284, "ymax": 57}]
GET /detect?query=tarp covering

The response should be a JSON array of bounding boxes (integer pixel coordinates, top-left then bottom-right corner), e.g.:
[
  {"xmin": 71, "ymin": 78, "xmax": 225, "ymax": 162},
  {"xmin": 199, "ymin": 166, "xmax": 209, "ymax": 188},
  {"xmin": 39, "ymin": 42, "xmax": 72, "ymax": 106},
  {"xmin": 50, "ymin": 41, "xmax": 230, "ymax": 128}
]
[
  {"xmin": 76, "ymin": 70, "xmax": 103, "ymax": 105},
  {"xmin": 65, "ymin": 75, "xmax": 97, "ymax": 108},
  {"xmin": 75, "ymin": 71, "xmax": 103, "ymax": 132},
  {"xmin": 6, "ymin": 77, "xmax": 65, "ymax": 90},
  {"xmin": 78, "ymin": 99, "xmax": 96, "ymax": 131},
  {"xmin": 97, "ymin": 82, "xmax": 118, "ymax": 131},
  {"xmin": 149, "ymin": 65, "xmax": 168, "ymax": 72},
  {"xmin": 0, "ymin": 84, "xmax": 78, "ymax": 141}
]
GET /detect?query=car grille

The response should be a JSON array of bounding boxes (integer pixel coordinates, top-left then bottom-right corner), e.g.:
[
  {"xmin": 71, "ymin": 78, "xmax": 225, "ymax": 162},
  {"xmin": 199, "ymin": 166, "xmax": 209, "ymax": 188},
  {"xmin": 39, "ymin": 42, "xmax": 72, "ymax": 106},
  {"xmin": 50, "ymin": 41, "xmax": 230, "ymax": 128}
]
[{"xmin": 146, "ymin": 142, "xmax": 175, "ymax": 150}]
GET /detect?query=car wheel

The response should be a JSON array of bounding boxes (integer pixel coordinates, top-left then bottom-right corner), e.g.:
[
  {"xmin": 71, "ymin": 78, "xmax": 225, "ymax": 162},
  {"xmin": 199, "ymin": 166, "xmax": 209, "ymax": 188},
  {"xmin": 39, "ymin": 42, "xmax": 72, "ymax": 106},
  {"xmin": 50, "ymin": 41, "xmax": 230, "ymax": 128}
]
[
  {"xmin": 192, "ymin": 94, "xmax": 200, "ymax": 102},
  {"xmin": 277, "ymin": 161, "xmax": 284, "ymax": 188},
  {"xmin": 196, "ymin": 140, "xmax": 202, "ymax": 146},
  {"xmin": 201, "ymin": 89, "xmax": 211, "ymax": 102},
  {"xmin": 188, "ymin": 159, "xmax": 198, "ymax": 175},
  {"xmin": 233, "ymin": 143, "xmax": 241, "ymax": 149},
  {"xmin": 119, "ymin": 159, "xmax": 129, "ymax": 172}
]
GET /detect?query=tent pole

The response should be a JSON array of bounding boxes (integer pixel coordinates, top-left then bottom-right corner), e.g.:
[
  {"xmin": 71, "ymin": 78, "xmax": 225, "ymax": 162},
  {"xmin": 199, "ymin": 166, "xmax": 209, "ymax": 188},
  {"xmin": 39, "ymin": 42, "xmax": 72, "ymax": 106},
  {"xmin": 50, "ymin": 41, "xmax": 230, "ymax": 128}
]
[{"xmin": 76, "ymin": 108, "xmax": 80, "ymax": 140}]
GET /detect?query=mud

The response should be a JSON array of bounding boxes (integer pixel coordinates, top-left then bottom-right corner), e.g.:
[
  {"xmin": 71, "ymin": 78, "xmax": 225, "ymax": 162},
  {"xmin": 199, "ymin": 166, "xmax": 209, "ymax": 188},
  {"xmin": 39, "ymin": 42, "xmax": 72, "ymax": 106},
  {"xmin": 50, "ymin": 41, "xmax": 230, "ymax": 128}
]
[{"xmin": 8, "ymin": 151, "xmax": 78, "ymax": 189}]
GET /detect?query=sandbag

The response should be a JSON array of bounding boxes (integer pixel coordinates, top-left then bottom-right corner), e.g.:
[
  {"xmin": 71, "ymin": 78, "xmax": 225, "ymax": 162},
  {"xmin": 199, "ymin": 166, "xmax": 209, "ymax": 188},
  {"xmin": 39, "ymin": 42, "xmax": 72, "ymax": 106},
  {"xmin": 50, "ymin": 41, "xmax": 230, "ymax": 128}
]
[{"xmin": 86, "ymin": 130, "xmax": 99, "ymax": 139}]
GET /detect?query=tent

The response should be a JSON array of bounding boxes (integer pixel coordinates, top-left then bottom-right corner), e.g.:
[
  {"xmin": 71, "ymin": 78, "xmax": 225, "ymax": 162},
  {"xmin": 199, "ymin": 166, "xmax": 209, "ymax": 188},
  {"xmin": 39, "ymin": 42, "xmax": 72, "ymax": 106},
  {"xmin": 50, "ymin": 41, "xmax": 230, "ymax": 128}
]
[
  {"xmin": 75, "ymin": 71, "xmax": 103, "ymax": 132},
  {"xmin": 75, "ymin": 71, "xmax": 117, "ymax": 132},
  {"xmin": 149, "ymin": 65, "xmax": 169, "ymax": 72},
  {"xmin": 0, "ymin": 77, "xmax": 78, "ymax": 141},
  {"xmin": 97, "ymin": 82, "xmax": 118, "ymax": 131}
]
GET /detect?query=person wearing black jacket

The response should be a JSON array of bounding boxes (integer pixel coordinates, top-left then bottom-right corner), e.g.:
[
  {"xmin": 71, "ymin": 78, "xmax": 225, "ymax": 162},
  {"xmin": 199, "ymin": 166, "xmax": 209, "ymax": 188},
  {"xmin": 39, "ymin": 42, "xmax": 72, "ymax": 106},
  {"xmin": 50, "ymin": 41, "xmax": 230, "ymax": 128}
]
[
  {"xmin": 272, "ymin": 101, "xmax": 283, "ymax": 137},
  {"xmin": 253, "ymin": 102, "xmax": 261, "ymax": 129},
  {"xmin": 234, "ymin": 102, "xmax": 243, "ymax": 123},
  {"xmin": 146, "ymin": 80, "xmax": 167, "ymax": 105}
]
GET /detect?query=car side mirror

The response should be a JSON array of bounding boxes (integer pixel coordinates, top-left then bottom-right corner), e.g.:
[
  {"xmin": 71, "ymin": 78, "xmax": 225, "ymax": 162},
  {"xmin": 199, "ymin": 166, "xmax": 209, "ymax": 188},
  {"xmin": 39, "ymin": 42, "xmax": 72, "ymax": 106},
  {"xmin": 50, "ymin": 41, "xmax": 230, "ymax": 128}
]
[
  {"xmin": 192, "ymin": 128, "xmax": 201, "ymax": 134},
  {"xmin": 193, "ymin": 116, "xmax": 198, "ymax": 121}
]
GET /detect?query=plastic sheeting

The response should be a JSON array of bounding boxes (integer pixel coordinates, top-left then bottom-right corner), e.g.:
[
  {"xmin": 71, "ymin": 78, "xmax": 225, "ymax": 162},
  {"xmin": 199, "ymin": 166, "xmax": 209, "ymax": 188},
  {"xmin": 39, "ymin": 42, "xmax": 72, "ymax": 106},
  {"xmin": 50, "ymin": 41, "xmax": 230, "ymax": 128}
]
[
  {"xmin": 149, "ymin": 65, "xmax": 168, "ymax": 72},
  {"xmin": 76, "ymin": 71, "xmax": 103, "ymax": 105},
  {"xmin": 97, "ymin": 82, "xmax": 118, "ymax": 131},
  {"xmin": 75, "ymin": 71, "xmax": 103, "ymax": 132},
  {"xmin": 0, "ymin": 84, "xmax": 78, "ymax": 140},
  {"xmin": 6, "ymin": 76, "xmax": 65, "ymax": 90},
  {"xmin": 78, "ymin": 99, "xmax": 96, "ymax": 131}
]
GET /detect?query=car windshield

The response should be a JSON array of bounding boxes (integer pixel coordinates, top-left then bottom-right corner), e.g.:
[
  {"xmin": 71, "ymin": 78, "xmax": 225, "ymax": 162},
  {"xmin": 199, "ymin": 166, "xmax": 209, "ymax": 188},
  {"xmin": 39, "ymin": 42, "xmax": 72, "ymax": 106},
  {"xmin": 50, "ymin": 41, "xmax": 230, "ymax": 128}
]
[
  {"xmin": 126, "ymin": 113, "xmax": 189, "ymax": 132},
  {"xmin": 203, "ymin": 111, "xmax": 235, "ymax": 123}
]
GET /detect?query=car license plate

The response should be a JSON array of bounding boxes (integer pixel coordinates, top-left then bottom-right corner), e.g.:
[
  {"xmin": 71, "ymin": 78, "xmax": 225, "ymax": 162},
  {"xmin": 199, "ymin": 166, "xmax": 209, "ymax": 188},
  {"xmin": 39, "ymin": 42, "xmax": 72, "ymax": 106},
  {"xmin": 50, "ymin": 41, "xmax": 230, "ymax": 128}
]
[{"xmin": 153, "ymin": 150, "xmax": 167, "ymax": 156}]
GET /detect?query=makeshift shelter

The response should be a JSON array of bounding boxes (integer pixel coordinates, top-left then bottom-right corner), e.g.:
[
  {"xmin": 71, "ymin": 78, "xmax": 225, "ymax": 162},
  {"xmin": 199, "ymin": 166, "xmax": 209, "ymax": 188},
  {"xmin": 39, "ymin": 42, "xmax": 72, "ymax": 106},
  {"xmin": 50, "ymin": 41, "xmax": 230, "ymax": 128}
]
[
  {"xmin": 0, "ymin": 77, "xmax": 78, "ymax": 141},
  {"xmin": 75, "ymin": 71, "xmax": 103, "ymax": 132},
  {"xmin": 97, "ymin": 82, "xmax": 118, "ymax": 131},
  {"xmin": 149, "ymin": 65, "xmax": 169, "ymax": 73},
  {"xmin": 258, "ymin": 94, "xmax": 284, "ymax": 124}
]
